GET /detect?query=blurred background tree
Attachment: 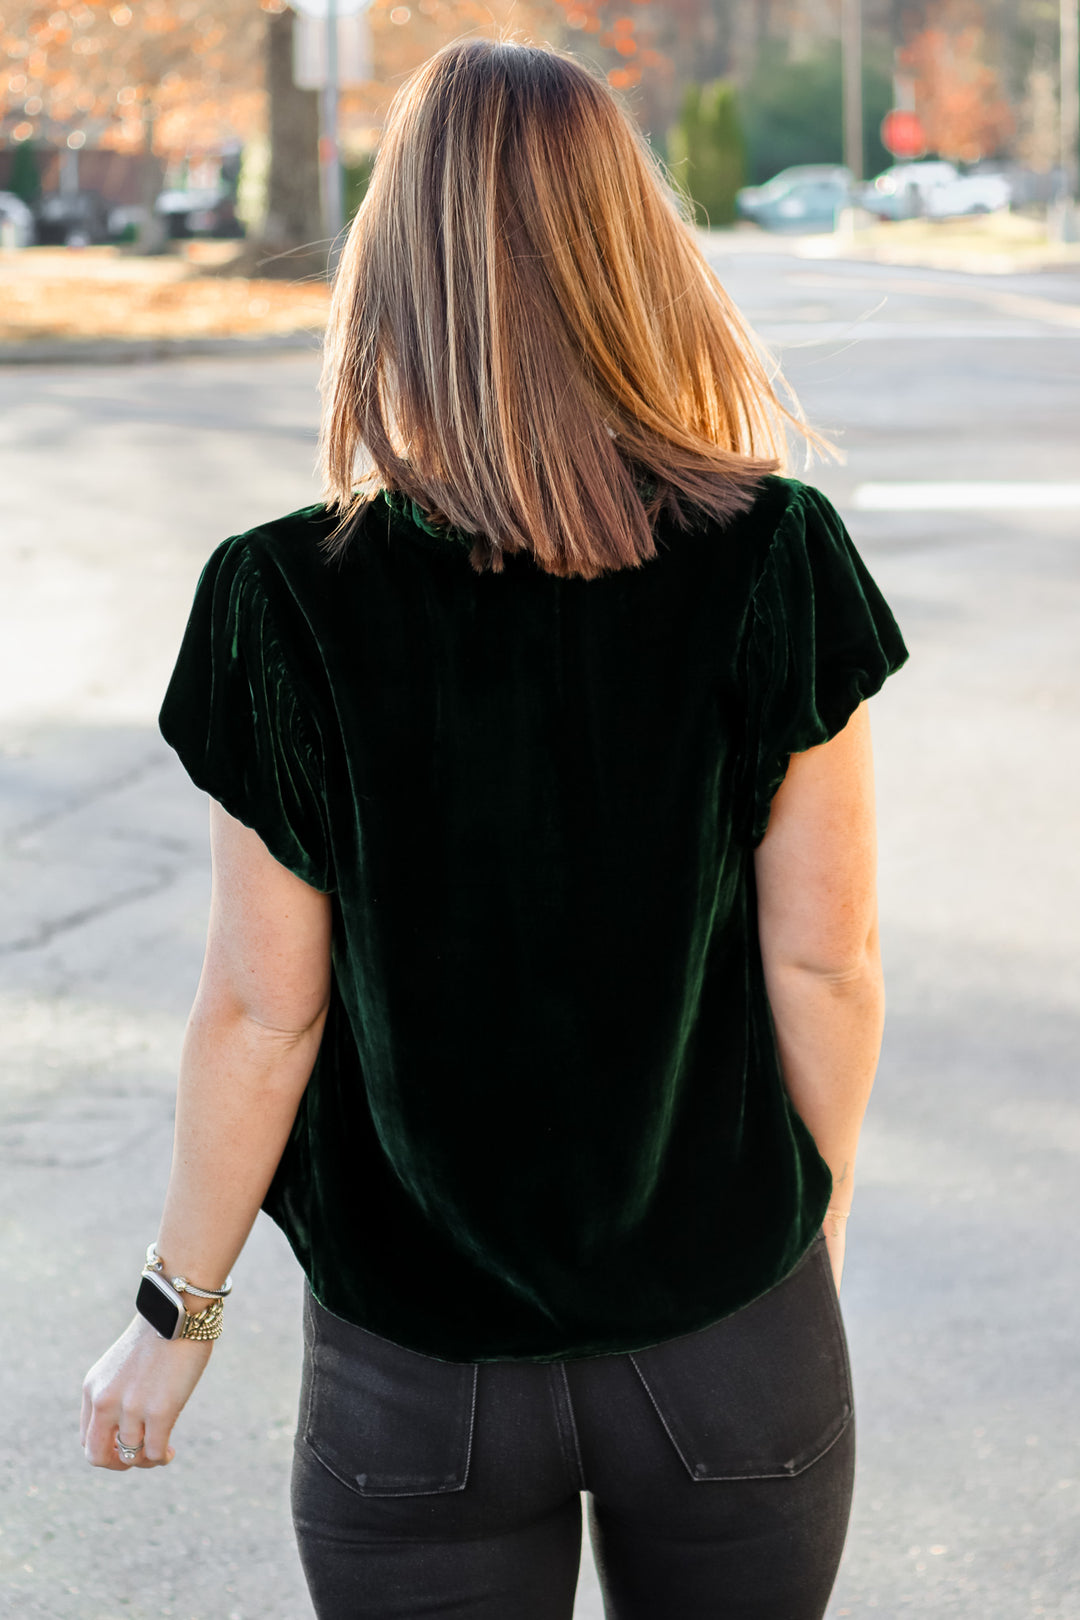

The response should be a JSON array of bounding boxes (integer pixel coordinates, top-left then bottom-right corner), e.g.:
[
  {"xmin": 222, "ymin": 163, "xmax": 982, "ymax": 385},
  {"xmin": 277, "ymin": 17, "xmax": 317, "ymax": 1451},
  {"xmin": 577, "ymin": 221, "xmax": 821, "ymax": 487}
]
[
  {"xmin": 262, "ymin": 0, "xmax": 322, "ymax": 272},
  {"xmin": 898, "ymin": 0, "xmax": 1017, "ymax": 162},
  {"xmin": 0, "ymin": 0, "xmax": 265, "ymax": 160},
  {"xmin": 343, "ymin": 151, "xmax": 375, "ymax": 219},
  {"xmin": 667, "ymin": 78, "xmax": 744, "ymax": 225},
  {"xmin": 738, "ymin": 34, "xmax": 895, "ymax": 182},
  {"xmin": 548, "ymin": 1, "xmax": 667, "ymax": 97}
]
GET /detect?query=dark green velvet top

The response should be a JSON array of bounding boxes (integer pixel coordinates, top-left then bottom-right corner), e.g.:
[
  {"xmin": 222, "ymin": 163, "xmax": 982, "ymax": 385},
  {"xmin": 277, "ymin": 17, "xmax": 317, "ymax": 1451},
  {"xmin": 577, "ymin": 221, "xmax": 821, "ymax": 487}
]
[{"xmin": 159, "ymin": 474, "xmax": 908, "ymax": 1362}]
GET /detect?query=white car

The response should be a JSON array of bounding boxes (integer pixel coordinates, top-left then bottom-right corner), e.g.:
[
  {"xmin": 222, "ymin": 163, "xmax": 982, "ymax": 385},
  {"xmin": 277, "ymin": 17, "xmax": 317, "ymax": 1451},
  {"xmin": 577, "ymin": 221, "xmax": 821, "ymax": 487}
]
[
  {"xmin": 0, "ymin": 190, "xmax": 35, "ymax": 247},
  {"xmin": 859, "ymin": 162, "xmax": 960, "ymax": 219},
  {"xmin": 925, "ymin": 171, "xmax": 1012, "ymax": 217}
]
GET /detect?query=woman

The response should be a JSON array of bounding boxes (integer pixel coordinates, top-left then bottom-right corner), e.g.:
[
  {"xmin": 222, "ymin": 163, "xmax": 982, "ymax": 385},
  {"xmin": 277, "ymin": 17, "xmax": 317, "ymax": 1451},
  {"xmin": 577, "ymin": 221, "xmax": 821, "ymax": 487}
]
[{"xmin": 81, "ymin": 37, "xmax": 907, "ymax": 1620}]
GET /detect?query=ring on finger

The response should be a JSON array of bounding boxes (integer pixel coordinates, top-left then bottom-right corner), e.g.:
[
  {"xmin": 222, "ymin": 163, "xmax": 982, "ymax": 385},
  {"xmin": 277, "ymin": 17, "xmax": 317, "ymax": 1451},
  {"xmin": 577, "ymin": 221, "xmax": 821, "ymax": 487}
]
[{"xmin": 116, "ymin": 1436, "xmax": 144, "ymax": 1464}]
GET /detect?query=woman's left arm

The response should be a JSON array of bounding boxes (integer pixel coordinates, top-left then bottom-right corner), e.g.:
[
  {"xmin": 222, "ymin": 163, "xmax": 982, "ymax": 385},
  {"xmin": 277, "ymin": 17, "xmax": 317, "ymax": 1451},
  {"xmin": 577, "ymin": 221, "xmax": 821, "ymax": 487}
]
[{"xmin": 81, "ymin": 801, "xmax": 332, "ymax": 1470}]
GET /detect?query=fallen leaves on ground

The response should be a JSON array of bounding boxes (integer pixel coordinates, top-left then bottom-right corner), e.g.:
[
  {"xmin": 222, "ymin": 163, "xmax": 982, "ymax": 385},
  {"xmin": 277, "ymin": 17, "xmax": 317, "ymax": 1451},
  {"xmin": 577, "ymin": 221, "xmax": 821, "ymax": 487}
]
[{"xmin": 0, "ymin": 247, "xmax": 330, "ymax": 344}]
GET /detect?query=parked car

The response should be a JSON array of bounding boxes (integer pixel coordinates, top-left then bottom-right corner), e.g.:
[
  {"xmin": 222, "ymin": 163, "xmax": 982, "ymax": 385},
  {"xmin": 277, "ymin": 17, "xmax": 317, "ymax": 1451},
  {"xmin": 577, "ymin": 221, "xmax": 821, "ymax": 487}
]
[
  {"xmin": 856, "ymin": 161, "xmax": 958, "ymax": 220},
  {"xmin": 34, "ymin": 189, "xmax": 109, "ymax": 246},
  {"xmin": 105, "ymin": 204, "xmax": 152, "ymax": 244},
  {"xmin": 154, "ymin": 188, "xmax": 244, "ymax": 239},
  {"xmin": 0, "ymin": 190, "xmax": 35, "ymax": 247},
  {"xmin": 736, "ymin": 166, "xmax": 855, "ymax": 233},
  {"xmin": 857, "ymin": 161, "xmax": 1010, "ymax": 220},
  {"xmin": 925, "ymin": 169, "xmax": 1011, "ymax": 218}
]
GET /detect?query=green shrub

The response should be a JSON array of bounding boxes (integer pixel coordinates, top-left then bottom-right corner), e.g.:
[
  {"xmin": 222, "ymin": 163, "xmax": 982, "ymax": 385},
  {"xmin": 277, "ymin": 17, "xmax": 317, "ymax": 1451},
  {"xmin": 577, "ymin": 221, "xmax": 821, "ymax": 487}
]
[
  {"xmin": 343, "ymin": 153, "xmax": 375, "ymax": 222},
  {"xmin": 10, "ymin": 140, "xmax": 41, "ymax": 207},
  {"xmin": 667, "ymin": 79, "xmax": 745, "ymax": 227}
]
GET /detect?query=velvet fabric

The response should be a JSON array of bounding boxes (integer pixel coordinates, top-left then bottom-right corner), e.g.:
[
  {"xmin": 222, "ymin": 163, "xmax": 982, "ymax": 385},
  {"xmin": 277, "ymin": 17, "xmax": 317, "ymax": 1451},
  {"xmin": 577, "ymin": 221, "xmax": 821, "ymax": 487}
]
[{"xmin": 159, "ymin": 474, "xmax": 908, "ymax": 1362}]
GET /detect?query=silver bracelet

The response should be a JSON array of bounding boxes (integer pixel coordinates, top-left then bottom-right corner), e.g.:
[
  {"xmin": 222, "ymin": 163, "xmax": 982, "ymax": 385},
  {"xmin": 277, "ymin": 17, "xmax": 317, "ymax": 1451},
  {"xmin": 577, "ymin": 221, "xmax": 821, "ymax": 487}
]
[{"xmin": 145, "ymin": 1243, "xmax": 233, "ymax": 1300}]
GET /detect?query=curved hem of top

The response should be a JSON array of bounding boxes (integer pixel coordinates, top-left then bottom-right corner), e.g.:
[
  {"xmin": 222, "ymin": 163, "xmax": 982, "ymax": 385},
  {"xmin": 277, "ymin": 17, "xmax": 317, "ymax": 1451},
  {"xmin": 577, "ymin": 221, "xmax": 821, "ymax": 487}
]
[{"xmin": 298, "ymin": 1219, "xmax": 833, "ymax": 1367}]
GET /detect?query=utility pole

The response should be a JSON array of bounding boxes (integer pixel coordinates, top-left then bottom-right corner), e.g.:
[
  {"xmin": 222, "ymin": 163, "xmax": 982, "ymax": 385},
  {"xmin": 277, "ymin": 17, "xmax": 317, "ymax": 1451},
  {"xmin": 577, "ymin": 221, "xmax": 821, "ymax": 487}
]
[
  {"xmin": 841, "ymin": 0, "xmax": 864, "ymax": 181},
  {"xmin": 321, "ymin": 0, "xmax": 344, "ymax": 259},
  {"xmin": 1063, "ymin": 0, "xmax": 1079, "ymax": 202}
]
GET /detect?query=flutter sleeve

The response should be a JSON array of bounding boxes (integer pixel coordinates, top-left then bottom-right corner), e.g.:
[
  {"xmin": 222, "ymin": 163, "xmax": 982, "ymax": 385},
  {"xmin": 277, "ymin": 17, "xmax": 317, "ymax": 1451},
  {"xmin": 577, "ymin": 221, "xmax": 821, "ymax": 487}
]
[
  {"xmin": 742, "ymin": 482, "xmax": 909, "ymax": 847},
  {"xmin": 158, "ymin": 536, "xmax": 334, "ymax": 892}
]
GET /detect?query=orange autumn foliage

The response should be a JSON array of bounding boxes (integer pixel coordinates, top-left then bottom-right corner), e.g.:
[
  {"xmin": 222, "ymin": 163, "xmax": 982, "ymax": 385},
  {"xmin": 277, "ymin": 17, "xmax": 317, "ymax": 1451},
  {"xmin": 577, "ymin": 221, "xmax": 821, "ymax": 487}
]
[
  {"xmin": 557, "ymin": 0, "xmax": 661, "ymax": 91},
  {"xmin": 0, "ymin": 0, "xmax": 265, "ymax": 157},
  {"xmin": 0, "ymin": 0, "xmax": 668, "ymax": 163},
  {"xmin": 898, "ymin": 1, "xmax": 1015, "ymax": 163}
]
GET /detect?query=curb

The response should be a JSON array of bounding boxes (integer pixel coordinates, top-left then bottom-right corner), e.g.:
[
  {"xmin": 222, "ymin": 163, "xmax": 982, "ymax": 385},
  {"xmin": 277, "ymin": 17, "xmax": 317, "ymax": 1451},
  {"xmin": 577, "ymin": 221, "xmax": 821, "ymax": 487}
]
[
  {"xmin": 0, "ymin": 330, "xmax": 324, "ymax": 366},
  {"xmin": 791, "ymin": 242, "xmax": 1080, "ymax": 277}
]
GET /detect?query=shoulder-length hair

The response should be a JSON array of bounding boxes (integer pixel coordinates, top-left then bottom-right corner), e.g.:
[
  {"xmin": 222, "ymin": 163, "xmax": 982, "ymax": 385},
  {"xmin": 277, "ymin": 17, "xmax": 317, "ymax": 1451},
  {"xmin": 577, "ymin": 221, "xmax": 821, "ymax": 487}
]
[{"xmin": 320, "ymin": 36, "xmax": 837, "ymax": 580}]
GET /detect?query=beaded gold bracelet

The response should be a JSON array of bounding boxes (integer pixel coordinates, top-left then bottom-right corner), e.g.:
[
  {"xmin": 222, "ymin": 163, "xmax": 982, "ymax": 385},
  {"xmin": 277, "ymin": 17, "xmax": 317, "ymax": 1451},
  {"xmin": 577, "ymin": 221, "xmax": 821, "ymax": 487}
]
[{"xmin": 178, "ymin": 1296, "xmax": 224, "ymax": 1342}]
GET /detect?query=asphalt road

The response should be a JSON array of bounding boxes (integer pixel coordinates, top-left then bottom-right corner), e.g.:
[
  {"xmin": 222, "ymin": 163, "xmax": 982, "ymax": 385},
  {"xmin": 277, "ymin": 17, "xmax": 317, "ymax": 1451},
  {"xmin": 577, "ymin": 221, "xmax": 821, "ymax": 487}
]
[{"xmin": 1, "ymin": 241, "xmax": 1078, "ymax": 1620}]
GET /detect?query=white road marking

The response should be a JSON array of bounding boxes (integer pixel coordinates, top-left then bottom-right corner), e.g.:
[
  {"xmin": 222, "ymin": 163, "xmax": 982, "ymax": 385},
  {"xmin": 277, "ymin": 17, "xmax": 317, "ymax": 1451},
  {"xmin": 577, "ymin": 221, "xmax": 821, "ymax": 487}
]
[
  {"xmin": 852, "ymin": 482, "xmax": 1080, "ymax": 510},
  {"xmin": 756, "ymin": 321, "xmax": 1080, "ymax": 343},
  {"xmin": 786, "ymin": 271, "xmax": 1080, "ymax": 330}
]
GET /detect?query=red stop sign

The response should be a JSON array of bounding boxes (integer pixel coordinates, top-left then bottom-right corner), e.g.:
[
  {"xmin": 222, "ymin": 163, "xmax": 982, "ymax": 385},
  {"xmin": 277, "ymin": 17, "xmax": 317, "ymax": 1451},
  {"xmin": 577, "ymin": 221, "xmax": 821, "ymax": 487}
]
[{"xmin": 881, "ymin": 109, "xmax": 926, "ymax": 159}]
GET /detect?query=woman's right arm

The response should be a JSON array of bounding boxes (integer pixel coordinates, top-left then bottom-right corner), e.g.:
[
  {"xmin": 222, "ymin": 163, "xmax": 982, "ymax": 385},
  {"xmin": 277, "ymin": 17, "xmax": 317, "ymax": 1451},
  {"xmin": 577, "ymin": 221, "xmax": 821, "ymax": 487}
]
[
  {"xmin": 753, "ymin": 701, "xmax": 886, "ymax": 1292},
  {"xmin": 80, "ymin": 802, "xmax": 332, "ymax": 1471}
]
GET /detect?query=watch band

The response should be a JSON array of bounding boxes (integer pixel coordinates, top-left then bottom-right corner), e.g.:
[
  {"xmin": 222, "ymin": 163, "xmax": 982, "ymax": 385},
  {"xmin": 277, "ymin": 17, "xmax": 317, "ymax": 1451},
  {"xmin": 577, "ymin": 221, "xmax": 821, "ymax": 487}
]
[{"xmin": 136, "ymin": 1267, "xmax": 225, "ymax": 1341}]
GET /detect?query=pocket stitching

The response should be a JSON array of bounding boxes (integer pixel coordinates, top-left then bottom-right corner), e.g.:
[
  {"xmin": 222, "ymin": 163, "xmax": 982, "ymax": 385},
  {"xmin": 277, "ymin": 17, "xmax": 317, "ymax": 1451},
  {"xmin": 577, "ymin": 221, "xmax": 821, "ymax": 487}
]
[
  {"xmin": 629, "ymin": 1238, "xmax": 854, "ymax": 1483},
  {"xmin": 630, "ymin": 1353, "xmax": 853, "ymax": 1483},
  {"xmin": 628, "ymin": 1351, "xmax": 702, "ymax": 1473},
  {"xmin": 302, "ymin": 1298, "xmax": 478, "ymax": 1499}
]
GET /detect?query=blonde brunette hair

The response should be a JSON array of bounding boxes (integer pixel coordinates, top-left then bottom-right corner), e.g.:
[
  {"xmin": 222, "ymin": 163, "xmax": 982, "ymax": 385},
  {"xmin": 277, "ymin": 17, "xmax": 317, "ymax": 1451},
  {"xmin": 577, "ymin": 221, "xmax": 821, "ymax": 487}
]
[{"xmin": 320, "ymin": 36, "xmax": 836, "ymax": 579}]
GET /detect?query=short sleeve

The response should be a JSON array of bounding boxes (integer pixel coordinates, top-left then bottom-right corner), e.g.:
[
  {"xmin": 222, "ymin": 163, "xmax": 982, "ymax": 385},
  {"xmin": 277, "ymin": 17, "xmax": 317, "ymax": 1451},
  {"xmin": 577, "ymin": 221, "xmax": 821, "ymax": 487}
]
[
  {"xmin": 159, "ymin": 537, "xmax": 334, "ymax": 892},
  {"xmin": 742, "ymin": 483, "xmax": 909, "ymax": 846}
]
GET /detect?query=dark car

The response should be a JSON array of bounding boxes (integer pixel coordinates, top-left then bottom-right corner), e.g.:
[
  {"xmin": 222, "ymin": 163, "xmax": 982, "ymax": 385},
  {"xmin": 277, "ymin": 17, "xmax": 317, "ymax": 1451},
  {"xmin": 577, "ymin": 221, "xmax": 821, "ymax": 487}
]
[
  {"xmin": 33, "ymin": 190, "xmax": 109, "ymax": 246},
  {"xmin": 154, "ymin": 188, "xmax": 245, "ymax": 240}
]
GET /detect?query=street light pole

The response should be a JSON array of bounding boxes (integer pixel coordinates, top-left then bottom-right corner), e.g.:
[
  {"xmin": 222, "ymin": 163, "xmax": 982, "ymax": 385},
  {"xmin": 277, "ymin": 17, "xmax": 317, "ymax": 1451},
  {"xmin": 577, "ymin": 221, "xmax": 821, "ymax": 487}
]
[
  {"xmin": 320, "ymin": 0, "xmax": 344, "ymax": 264},
  {"xmin": 1062, "ymin": 0, "xmax": 1079, "ymax": 203},
  {"xmin": 841, "ymin": 0, "xmax": 864, "ymax": 181}
]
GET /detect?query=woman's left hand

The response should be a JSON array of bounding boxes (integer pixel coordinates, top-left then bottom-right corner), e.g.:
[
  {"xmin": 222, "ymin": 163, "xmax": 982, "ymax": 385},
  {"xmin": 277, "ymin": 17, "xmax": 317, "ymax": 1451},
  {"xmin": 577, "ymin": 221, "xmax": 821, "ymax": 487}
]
[
  {"xmin": 822, "ymin": 1211, "xmax": 848, "ymax": 1295},
  {"xmin": 81, "ymin": 1315, "xmax": 213, "ymax": 1470}
]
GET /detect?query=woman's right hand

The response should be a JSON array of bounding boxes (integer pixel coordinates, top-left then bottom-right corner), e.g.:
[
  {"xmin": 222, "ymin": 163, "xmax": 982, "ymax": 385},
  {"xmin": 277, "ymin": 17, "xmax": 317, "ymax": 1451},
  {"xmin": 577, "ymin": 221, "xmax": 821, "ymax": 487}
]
[{"xmin": 81, "ymin": 1314, "xmax": 214, "ymax": 1470}]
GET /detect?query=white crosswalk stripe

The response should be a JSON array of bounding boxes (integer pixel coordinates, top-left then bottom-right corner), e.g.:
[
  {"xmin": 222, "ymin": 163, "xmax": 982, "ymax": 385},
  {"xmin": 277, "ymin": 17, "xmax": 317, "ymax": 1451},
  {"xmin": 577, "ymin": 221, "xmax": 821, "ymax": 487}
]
[{"xmin": 852, "ymin": 482, "xmax": 1080, "ymax": 509}]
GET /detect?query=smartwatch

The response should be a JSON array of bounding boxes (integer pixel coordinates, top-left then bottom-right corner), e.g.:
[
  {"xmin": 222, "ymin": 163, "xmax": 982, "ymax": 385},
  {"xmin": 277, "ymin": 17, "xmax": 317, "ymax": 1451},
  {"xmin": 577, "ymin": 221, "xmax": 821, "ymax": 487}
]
[{"xmin": 135, "ymin": 1267, "xmax": 190, "ymax": 1340}]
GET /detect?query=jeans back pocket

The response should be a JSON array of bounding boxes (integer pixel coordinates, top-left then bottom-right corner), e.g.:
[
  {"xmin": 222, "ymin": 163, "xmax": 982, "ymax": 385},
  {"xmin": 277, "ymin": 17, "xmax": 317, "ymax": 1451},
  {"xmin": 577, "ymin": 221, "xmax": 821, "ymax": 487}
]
[
  {"xmin": 301, "ymin": 1290, "xmax": 478, "ymax": 1497},
  {"xmin": 629, "ymin": 1234, "xmax": 853, "ymax": 1481}
]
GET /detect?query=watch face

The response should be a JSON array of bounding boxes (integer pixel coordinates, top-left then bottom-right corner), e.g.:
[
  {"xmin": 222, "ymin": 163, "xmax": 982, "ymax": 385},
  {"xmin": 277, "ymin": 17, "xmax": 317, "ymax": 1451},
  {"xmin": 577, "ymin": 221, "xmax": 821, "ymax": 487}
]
[{"xmin": 136, "ymin": 1273, "xmax": 182, "ymax": 1339}]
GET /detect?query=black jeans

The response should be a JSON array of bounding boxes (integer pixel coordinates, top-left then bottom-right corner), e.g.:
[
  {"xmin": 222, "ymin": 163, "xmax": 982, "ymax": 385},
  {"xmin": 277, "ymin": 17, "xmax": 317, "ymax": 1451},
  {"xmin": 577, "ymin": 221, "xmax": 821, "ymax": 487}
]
[{"xmin": 291, "ymin": 1231, "xmax": 855, "ymax": 1619}]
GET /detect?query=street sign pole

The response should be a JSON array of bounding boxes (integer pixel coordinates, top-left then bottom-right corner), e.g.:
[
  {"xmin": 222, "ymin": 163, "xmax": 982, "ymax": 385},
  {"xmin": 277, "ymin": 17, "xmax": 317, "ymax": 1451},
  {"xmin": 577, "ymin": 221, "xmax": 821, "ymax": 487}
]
[
  {"xmin": 321, "ymin": 0, "xmax": 344, "ymax": 265},
  {"xmin": 841, "ymin": 0, "xmax": 864, "ymax": 181},
  {"xmin": 289, "ymin": 0, "xmax": 369, "ymax": 265}
]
